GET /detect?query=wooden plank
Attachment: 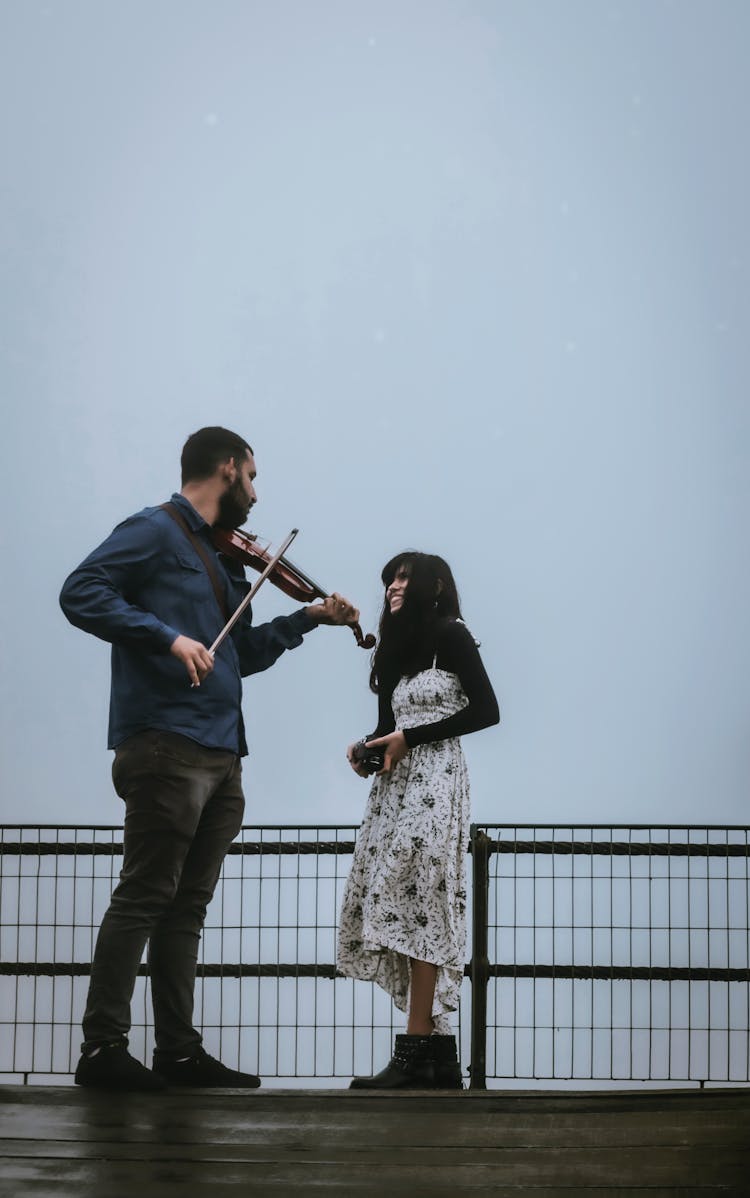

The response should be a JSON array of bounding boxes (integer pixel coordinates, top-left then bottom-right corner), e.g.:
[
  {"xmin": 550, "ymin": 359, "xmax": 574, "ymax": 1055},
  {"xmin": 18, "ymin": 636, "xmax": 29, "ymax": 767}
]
[
  {"xmin": 2, "ymin": 1088, "xmax": 748, "ymax": 1146},
  {"xmin": 1, "ymin": 1087, "xmax": 748, "ymax": 1196},
  {"xmin": 0, "ymin": 1139, "xmax": 748, "ymax": 1179},
  {"xmin": 0, "ymin": 1151, "xmax": 747, "ymax": 1192},
  {"xmin": 1, "ymin": 1169, "xmax": 746, "ymax": 1198},
  {"xmin": 1, "ymin": 1107, "xmax": 748, "ymax": 1150},
  {"xmin": 3, "ymin": 1085, "xmax": 749, "ymax": 1115}
]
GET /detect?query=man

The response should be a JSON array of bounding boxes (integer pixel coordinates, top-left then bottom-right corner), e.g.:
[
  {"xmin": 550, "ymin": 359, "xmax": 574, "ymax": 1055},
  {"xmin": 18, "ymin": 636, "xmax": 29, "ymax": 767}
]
[{"xmin": 60, "ymin": 426, "xmax": 358, "ymax": 1091}]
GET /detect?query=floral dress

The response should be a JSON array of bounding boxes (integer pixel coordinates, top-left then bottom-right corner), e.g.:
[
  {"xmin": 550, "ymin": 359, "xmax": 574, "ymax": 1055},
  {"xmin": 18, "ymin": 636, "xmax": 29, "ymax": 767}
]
[{"xmin": 337, "ymin": 664, "xmax": 470, "ymax": 1033}]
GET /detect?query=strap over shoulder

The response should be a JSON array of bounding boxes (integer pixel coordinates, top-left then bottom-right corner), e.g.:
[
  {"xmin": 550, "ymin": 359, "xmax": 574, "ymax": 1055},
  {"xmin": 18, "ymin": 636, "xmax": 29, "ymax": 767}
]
[{"xmin": 160, "ymin": 502, "xmax": 229, "ymax": 622}]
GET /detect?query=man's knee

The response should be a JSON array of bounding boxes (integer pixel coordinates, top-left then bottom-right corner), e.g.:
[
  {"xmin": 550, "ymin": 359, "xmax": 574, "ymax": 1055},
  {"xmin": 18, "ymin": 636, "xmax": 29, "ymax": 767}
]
[{"xmin": 108, "ymin": 860, "xmax": 187, "ymax": 924}]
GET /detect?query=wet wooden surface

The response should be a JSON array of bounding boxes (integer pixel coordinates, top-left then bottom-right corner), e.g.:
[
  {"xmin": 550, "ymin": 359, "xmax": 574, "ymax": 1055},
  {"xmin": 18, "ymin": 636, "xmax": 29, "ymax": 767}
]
[{"xmin": 0, "ymin": 1085, "xmax": 748, "ymax": 1196}]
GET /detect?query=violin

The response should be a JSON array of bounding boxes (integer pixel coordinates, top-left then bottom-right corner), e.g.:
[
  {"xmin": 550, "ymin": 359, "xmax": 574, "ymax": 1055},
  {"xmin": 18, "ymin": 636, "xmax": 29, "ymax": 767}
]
[{"xmin": 211, "ymin": 526, "xmax": 375, "ymax": 650}]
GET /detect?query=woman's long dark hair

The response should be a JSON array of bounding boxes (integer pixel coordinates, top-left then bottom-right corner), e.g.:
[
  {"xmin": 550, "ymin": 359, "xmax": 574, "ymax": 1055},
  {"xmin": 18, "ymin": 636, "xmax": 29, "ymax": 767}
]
[{"xmin": 370, "ymin": 551, "xmax": 462, "ymax": 695}]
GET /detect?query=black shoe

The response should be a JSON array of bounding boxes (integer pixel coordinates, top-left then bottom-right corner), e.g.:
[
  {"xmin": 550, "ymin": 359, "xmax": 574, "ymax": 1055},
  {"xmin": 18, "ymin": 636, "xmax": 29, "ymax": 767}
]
[
  {"xmin": 431, "ymin": 1034, "xmax": 464, "ymax": 1089},
  {"xmin": 349, "ymin": 1034, "xmax": 435, "ymax": 1090},
  {"xmin": 75, "ymin": 1042, "xmax": 166, "ymax": 1091},
  {"xmin": 153, "ymin": 1047, "xmax": 261, "ymax": 1088}
]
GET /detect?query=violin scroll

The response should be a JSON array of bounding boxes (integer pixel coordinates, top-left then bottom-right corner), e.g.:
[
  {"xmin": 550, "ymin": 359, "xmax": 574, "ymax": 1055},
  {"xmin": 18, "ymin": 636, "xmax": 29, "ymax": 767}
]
[{"xmin": 353, "ymin": 625, "xmax": 376, "ymax": 650}]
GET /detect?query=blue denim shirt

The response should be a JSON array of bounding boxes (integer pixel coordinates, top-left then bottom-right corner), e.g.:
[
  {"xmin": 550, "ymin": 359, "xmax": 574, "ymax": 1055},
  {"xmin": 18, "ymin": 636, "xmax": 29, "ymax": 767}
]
[{"xmin": 59, "ymin": 493, "xmax": 316, "ymax": 755}]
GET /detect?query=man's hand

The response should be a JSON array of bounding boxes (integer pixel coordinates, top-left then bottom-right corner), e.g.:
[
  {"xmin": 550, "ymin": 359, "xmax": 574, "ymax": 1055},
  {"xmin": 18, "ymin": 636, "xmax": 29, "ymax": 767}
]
[
  {"xmin": 305, "ymin": 592, "xmax": 359, "ymax": 628},
  {"xmin": 365, "ymin": 730, "xmax": 409, "ymax": 775},
  {"xmin": 170, "ymin": 635, "xmax": 215, "ymax": 687}
]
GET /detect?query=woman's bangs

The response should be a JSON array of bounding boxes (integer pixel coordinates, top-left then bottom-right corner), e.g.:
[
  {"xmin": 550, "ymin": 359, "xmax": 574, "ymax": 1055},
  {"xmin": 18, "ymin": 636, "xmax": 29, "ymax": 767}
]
[{"xmin": 382, "ymin": 554, "xmax": 415, "ymax": 587}]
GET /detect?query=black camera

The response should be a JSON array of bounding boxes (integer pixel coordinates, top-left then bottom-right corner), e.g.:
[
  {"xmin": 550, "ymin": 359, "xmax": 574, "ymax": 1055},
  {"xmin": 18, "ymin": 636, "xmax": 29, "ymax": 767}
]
[{"xmin": 351, "ymin": 740, "xmax": 385, "ymax": 775}]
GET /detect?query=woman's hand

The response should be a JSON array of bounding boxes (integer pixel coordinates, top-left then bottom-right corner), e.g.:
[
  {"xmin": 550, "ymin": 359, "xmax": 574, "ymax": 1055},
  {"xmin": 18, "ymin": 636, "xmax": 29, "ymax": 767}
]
[
  {"xmin": 365, "ymin": 730, "xmax": 409, "ymax": 775},
  {"xmin": 346, "ymin": 742, "xmax": 370, "ymax": 778}
]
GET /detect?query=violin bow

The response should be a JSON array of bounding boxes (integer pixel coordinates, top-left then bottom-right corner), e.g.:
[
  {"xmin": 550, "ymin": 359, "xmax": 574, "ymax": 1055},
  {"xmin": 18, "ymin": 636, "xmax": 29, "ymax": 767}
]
[{"xmin": 208, "ymin": 527, "xmax": 299, "ymax": 657}]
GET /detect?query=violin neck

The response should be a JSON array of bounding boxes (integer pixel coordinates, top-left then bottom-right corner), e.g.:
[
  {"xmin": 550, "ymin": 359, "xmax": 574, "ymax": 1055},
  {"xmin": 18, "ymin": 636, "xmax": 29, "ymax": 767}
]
[{"xmin": 280, "ymin": 556, "xmax": 328, "ymax": 601}]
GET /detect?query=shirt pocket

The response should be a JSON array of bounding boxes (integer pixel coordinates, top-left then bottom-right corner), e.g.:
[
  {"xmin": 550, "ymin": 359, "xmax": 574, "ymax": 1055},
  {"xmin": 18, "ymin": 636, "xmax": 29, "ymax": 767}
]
[{"xmin": 174, "ymin": 548, "xmax": 213, "ymax": 605}]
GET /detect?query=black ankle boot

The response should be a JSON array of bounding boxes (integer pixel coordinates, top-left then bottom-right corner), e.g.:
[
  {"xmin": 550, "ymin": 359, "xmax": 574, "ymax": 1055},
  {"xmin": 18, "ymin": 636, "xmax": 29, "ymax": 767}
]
[
  {"xmin": 430, "ymin": 1034, "xmax": 463, "ymax": 1089},
  {"xmin": 349, "ymin": 1034, "xmax": 435, "ymax": 1090}
]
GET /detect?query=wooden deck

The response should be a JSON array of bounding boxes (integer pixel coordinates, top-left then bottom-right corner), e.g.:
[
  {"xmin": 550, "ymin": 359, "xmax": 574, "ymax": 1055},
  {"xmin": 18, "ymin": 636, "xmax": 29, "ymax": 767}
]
[{"xmin": 0, "ymin": 1084, "xmax": 748, "ymax": 1196}]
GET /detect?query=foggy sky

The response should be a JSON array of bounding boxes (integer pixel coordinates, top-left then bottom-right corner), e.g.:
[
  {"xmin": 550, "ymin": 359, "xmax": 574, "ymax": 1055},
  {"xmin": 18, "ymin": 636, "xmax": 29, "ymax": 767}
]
[{"xmin": 1, "ymin": 0, "xmax": 749, "ymax": 829}]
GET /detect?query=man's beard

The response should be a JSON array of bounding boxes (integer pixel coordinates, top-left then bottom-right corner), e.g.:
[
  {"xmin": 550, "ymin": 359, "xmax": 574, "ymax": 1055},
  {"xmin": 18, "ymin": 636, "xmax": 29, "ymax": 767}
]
[{"xmin": 215, "ymin": 479, "xmax": 251, "ymax": 530}]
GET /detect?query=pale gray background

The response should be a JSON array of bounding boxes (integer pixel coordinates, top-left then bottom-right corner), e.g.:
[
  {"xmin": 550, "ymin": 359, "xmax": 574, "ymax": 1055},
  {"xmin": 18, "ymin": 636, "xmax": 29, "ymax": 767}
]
[{"xmin": 1, "ymin": 0, "xmax": 748, "ymax": 829}]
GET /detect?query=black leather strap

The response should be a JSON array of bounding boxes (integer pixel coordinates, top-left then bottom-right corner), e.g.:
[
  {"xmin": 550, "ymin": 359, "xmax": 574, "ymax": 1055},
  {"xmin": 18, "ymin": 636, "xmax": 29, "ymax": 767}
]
[{"xmin": 160, "ymin": 502, "xmax": 230, "ymax": 622}]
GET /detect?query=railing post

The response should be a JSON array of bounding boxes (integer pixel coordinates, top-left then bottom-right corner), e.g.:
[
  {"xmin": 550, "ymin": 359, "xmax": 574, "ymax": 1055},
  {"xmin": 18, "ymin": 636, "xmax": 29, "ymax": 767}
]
[{"xmin": 469, "ymin": 826, "xmax": 490, "ymax": 1090}]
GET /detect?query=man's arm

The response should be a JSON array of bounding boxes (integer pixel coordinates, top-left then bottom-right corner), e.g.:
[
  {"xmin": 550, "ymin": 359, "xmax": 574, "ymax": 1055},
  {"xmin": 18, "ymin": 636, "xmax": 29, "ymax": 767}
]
[
  {"xmin": 232, "ymin": 609, "xmax": 316, "ymax": 676},
  {"xmin": 59, "ymin": 513, "xmax": 179, "ymax": 651},
  {"xmin": 231, "ymin": 592, "xmax": 360, "ymax": 677},
  {"xmin": 60, "ymin": 513, "xmax": 216, "ymax": 686}
]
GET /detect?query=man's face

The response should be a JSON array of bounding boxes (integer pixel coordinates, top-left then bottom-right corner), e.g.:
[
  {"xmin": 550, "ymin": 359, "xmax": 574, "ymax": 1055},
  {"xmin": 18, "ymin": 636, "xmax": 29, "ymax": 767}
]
[{"xmin": 216, "ymin": 450, "xmax": 257, "ymax": 529}]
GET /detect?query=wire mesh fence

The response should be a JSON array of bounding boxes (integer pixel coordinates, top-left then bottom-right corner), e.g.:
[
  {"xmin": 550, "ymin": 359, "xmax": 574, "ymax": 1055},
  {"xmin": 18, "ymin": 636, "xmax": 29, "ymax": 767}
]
[
  {"xmin": 1, "ymin": 823, "xmax": 748, "ymax": 1086},
  {"xmin": 0, "ymin": 824, "xmax": 468, "ymax": 1084},
  {"xmin": 473, "ymin": 825, "xmax": 750, "ymax": 1085}
]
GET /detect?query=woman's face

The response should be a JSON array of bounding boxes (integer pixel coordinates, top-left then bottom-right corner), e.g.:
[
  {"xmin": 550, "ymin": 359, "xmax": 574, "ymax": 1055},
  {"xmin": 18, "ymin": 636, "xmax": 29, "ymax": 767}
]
[{"xmin": 386, "ymin": 565, "xmax": 410, "ymax": 614}]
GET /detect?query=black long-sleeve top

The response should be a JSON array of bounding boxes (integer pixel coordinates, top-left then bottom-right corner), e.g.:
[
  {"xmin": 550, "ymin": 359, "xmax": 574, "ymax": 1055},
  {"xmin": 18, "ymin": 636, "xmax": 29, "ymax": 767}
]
[{"xmin": 369, "ymin": 619, "xmax": 499, "ymax": 748}]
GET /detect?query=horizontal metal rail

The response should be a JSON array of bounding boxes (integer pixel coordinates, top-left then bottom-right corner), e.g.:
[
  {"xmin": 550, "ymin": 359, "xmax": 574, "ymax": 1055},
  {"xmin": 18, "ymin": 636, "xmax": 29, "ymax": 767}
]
[{"xmin": 3, "ymin": 837, "xmax": 748, "ymax": 857}]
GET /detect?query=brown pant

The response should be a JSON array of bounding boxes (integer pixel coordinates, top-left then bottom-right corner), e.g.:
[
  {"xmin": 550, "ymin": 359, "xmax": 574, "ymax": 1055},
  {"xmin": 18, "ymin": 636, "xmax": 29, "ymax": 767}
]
[{"xmin": 82, "ymin": 730, "xmax": 244, "ymax": 1056}]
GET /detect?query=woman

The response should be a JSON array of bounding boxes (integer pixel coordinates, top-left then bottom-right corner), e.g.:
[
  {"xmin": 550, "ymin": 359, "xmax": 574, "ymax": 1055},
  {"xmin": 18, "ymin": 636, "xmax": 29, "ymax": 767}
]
[{"xmin": 337, "ymin": 551, "xmax": 499, "ymax": 1089}]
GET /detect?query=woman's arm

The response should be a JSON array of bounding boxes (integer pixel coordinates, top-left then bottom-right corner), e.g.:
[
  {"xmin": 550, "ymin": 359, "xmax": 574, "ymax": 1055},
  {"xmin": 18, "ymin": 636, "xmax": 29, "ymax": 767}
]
[
  {"xmin": 402, "ymin": 620, "xmax": 499, "ymax": 748},
  {"xmin": 346, "ymin": 687, "xmax": 396, "ymax": 777},
  {"xmin": 363, "ymin": 621, "xmax": 499, "ymax": 772},
  {"xmin": 370, "ymin": 688, "xmax": 396, "ymax": 740}
]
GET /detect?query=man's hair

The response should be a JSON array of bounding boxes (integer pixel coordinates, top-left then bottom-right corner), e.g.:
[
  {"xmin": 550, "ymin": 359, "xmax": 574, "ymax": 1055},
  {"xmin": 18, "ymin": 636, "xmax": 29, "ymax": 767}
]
[{"xmin": 181, "ymin": 427, "xmax": 253, "ymax": 484}]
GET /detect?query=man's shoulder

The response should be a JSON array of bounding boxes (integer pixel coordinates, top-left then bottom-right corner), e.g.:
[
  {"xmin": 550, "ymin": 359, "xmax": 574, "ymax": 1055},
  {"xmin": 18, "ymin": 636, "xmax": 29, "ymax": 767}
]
[{"xmin": 110, "ymin": 502, "xmax": 177, "ymax": 541}]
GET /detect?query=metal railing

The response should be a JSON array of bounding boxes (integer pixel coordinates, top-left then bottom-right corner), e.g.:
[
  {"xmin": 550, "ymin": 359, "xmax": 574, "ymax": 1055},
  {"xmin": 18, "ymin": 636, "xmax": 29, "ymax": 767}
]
[
  {"xmin": 471, "ymin": 825, "xmax": 750, "ymax": 1086},
  {"xmin": 1, "ymin": 823, "xmax": 748, "ymax": 1087}
]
